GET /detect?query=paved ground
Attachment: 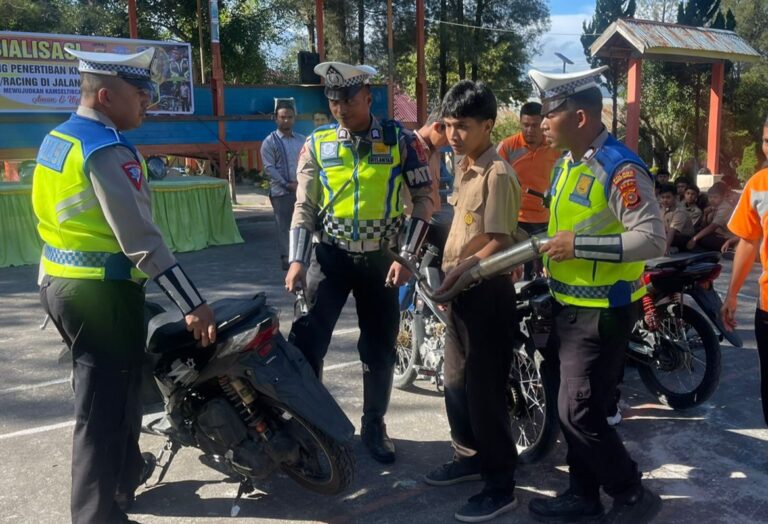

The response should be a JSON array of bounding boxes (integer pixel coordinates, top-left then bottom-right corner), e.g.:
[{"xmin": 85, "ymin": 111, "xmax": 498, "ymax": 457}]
[{"xmin": 1, "ymin": 197, "xmax": 767, "ymax": 523}]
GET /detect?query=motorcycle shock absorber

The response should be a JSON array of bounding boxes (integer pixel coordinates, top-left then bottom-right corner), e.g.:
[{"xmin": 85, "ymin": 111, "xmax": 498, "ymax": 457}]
[
  {"xmin": 219, "ymin": 376, "xmax": 272, "ymax": 438},
  {"xmin": 641, "ymin": 294, "xmax": 658, "ymax": 331}
]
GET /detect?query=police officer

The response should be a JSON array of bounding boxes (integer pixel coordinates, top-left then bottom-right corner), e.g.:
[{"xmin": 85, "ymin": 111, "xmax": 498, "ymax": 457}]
[
  {"xmin": 525, "ymin": 67, "xmax": 666, "ymax": 523},
  {"xmin": 285, "ymin": 61, "xmax": 435, "ymax": 464},
  {"xmin": 32, "ymin": 48, "xmax": 216, "ymax": 524}
]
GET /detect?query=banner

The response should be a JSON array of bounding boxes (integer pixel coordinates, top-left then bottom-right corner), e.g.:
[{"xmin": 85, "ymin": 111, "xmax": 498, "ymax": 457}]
[{"xmin": 0, "ymin": 31, "xmax": 194, "ymax": 114}]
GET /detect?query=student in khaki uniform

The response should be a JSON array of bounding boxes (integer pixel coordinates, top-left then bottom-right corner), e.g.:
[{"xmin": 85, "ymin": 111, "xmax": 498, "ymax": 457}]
[
  {"xmin": 424, "ymin": 80, "xmax": 522, "ymax": 523},
  {"xmin": 659, "ymin": 183, "xmax": 695, "ymax": 254},
  {"xmin": 687, "ymin": 181, "xmax": 736, "ymax": 251}
]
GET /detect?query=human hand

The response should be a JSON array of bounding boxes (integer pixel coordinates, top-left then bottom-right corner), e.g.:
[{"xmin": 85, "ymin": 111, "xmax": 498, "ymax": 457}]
[
  {"xmin": 510, "ymin": 265, "xmax": 524, "ymax": 283},
  {"xmin": 285, "ymin": 262, "xmax": 307, "ymax": 293},
  {"xmin": 539, "ymin": 231, "xmax": 575, "ymax": 262},
  {"xmin": 721, "ymin": 295, "xmax": 738, "ymax": 332},
  {"xmin": 185, "ymin": 303, "xmax": 217, "ymax": 347},
  {"xmin": 385, "ymin": 261, "xmax": 412, "ymax": 287},
  {"xmin": 287, "ymin": 182, "xmax": 298, "ymax": 192},
  {"xmin": 686, "ymin": 238, "xmax": 697, "ymax": 250}
]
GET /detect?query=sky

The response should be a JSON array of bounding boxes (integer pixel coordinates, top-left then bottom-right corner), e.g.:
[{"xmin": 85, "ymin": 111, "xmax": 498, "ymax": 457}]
[{"xmin": 529, "ymin": 0, "xmax": 596, "ymax": 73}]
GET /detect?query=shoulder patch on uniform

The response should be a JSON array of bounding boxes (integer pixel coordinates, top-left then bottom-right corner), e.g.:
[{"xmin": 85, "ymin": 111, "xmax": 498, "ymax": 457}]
[
  {"xmin": 122, "ymin": 161, "xmax": 143, "ymax": 191},
  {"xmin": 36, "ymin": 135, "xmax": 73, "ymax": 172},
  {"xmin": 412, "ymin": 136, "xmax": 429, "ymax": 164},
  {"xmin": 612, "ymin": 167, "xmax": 641, "ymax": 209}
]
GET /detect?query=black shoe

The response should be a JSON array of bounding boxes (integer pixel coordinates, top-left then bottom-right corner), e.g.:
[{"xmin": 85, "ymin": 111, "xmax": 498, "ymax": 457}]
[
  {"xmin": 528, "ymin": 489, "xmax": 605, "ymax": 522},
  {"xmin": 603, "ymin": 486, "xmax": 662, "ymax": 524},
  {"xmin": 454, "ymin": 489, "xmax": 518, "ymax": 523},
  {"xmin": 361, "ymin": 421, "xmax": 395, "ymax": 464},
  {"xmin": 116, "ymin": 452, "xmax": 157, "ymax": 512},
  {"xmin": 424, "ymin": 460, "xmax": 482, "ymax": 486}
]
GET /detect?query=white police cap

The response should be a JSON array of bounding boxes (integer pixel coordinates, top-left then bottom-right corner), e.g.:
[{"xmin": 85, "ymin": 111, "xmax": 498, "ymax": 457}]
[
  {"xmin": 66, "ymin": 47, "xmax": 156, "ymax": 90},
  {"xmin": 528, "ymin": 65, "xmax": 608, "ymax": 114},
  {"xmin": 314, "ymin": 61, "xmax": 377, "ymax": 101}
]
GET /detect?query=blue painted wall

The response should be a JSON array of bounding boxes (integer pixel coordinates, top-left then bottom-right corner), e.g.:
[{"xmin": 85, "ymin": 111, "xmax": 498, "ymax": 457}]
[{"xmin": 0, "ymin": 84, "xmax": 390, "ymax": 152}]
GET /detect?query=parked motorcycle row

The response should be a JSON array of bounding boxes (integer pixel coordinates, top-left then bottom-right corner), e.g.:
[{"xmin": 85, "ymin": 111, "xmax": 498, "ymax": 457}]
[{"xmin": 100, "ymin": 213, "xmax": 741, "ymax": 511}]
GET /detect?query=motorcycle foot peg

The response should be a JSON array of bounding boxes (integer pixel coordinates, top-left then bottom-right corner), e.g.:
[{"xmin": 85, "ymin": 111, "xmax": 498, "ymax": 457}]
[
  {"xmin": 150, "ymin": 439, "xmax": 180, "ymax": 487},
  {"xmin": 231, "ymin": 477, "xmax": 256, "ymax": 517}
]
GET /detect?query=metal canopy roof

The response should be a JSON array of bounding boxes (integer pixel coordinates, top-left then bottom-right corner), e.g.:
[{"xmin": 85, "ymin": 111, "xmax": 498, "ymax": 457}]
[{"xmin": 591, "ymin": 18, "xmax": 762, "ymax": 63}]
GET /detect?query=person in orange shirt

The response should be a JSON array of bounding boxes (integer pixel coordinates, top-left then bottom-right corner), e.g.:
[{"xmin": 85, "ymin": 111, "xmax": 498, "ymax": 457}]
[
  {"xmin": 721, "ymin": 120, "xmax": 768, "ymax": 427},
  {"xmin": 497, "ymin": 101, "xmax": 560, "ymax": 278}
]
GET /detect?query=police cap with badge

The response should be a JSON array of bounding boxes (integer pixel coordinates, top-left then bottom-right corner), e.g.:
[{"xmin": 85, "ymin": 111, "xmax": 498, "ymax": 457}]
[
  {"xmin": 314, "ymin": 61, "xmax": 377, "ymax": 101},
  {"xmin": 528, "ymin": 65, "xmax": 608, "ymax": 114},
  {"xmin": 66, "ymin": 47, "xmax": 159, "ymax": 102}
]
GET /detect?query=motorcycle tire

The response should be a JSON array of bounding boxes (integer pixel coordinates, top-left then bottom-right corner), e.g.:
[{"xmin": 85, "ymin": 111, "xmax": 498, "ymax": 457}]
[
  {"xmin": 393, "ymin": 310, "xmax": 419, "ymax": 389},
  {"xmin": 274, "ymin": 405, "xmax": 356, "ymax": 496},
  {"xmin": 637, "ymin": 306, "xmax": 721, "ymax": 410},
  {"xmin": 509, "ymin": 350, "xmax": 560, "ymax": 464}
]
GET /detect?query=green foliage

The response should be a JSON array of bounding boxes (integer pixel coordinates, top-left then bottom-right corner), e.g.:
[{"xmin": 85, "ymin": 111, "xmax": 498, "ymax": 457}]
[
  {"xmin": 491, "ymin": 112, "xmax": 521, "ymax": 145},
  {"xmin": 736, "ymin": 143, "xmax": 759, "ymax": 183}
]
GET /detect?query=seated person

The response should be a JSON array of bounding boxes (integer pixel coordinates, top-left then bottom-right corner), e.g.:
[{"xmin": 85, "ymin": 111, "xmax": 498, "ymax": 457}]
[
  {"xmin": 682, "ymin": 185, "xmax": 703, "ymax": 228},
  {"xmin": 659, "ymin": 183, "xmax": 694, "ymax": 254},
  {"xmin": 656, "ymin": 167, "xmax": 671, "ymax": 185},
  {"xmin": 675, "ymin": 176, "xmax": 690, "ymax": 201},
  {"xmin": 687, "ymin": 182, "xmax": 736, "ymax": 251}
]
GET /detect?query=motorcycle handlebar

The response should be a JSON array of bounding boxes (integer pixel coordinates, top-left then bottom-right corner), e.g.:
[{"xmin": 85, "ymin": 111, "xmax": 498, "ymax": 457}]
[{"xmin": 392, "ymin": 237, "xmax": 552, "ymax": 303}]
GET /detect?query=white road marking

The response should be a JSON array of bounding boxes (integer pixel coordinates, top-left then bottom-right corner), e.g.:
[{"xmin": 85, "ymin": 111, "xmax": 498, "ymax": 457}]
[{"xmin": 0, "ymin": 329, "xmax": 363, "ymax": 440}]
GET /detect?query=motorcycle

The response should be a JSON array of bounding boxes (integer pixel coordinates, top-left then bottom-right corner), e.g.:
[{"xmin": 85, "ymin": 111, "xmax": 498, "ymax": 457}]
[
  {"xmin": 628, "ymin": 251, "xmax": 742, "ymax": 409},
  {"xmin": 139, "ymin": 293, "xmax": 356, "ymax": 506},
  {"xmin": 392, "ymin": 236, "xmax": 560, "ymax": 464}
]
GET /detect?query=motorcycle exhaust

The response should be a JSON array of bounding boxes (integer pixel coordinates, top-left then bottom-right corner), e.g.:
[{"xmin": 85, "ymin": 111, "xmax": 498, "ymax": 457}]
[{"xmin": 393, "ymin": 237, "xmax": 551, "ymax": 303}]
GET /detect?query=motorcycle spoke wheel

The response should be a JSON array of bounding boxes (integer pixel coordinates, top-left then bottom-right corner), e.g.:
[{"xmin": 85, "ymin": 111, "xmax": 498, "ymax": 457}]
[{"xmin": 393, "ymin": 311, "xmax": 419, "ymax": 389}]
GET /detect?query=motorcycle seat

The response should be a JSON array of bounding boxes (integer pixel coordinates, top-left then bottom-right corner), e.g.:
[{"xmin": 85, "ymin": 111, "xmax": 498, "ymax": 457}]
[
  {"xmin": 146, "ymin": 294, "xmax": 267, "ymax": 353},
  {"xmin": 645, "ymin": 251, "xmax": 721, "ymax": 270}
]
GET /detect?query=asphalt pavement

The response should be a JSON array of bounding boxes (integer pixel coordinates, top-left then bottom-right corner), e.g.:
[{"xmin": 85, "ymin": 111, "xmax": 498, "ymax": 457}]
[{"xmin": 1, "ymin": 201, "xmax": 767, "ymax": 524}]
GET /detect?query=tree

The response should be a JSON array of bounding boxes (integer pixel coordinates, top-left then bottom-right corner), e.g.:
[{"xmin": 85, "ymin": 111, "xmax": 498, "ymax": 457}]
[
  {"xmin": 635, "ymin": 0, "xmax": 678, "ymax": 22},
  {"xmin": 581, "ymin": 0, "xmax": 637, "ymax": 135}
]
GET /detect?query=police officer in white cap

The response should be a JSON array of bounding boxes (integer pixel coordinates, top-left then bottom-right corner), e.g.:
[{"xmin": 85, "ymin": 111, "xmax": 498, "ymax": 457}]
[
  {"xmin": 33, "ymin": 48, "xmax": 216, "ymax": 523},
  {"xmin": 525, "ymin": 66, "xmax": 665, "ymax": 523},
  {"xmin": 285, "ymin": 61, "xmax": 435, "ymax": 463}
]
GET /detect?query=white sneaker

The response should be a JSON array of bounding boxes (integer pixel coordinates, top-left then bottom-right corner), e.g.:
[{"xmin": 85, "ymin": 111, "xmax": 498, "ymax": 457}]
[{"xmin": 606, "ymin": 407, "xmax": 622, "ymax": 426}]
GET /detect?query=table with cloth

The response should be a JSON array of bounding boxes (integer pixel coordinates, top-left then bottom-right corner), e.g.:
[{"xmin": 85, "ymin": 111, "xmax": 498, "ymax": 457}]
[{"xmin": 0, "ymin": 176, "xmax": 243, "ymax": 268}]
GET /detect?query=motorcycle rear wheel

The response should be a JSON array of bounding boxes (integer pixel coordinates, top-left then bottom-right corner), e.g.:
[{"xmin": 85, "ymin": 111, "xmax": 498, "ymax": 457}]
[
  {"xmin": 394, "ymin": 310, "xmax": 419, "ymax": 389},
  {"xmin": 271, "ymin": 405, "xmax": 356, "ymax": 495},
  {"xmin": 508, "ymin": 348, "xmax": 559, "ymax": 464},
  {"xmin": 637, "ymin": 306, "xmax": 721, "ymax": 410}
]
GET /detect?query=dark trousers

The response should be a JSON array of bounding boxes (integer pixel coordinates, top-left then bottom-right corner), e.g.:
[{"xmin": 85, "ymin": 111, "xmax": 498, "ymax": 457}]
[
  {"xmin": 548, "ymin": 302, "xmax": 641, "ymax": 500},
  {"xmin": 270, "ymin": 192, "xmax": 296, "ymax": 261},
  {"xmin": 670, "ymin": 230, "xmax": 692, "ymax": 250},
  {"xmin": 289, "ymin": 242, "xmax": 399, "ymax": 425},
  {"xmin": 519, "ymin": 222, "xmax": 548, "ymax": 279},
  {"xmin": 40, "ymin": 277, "xmax": 146, "ymax": 524},
  {"xmin": 444, "ymin": 275, "xmax": 518, "ymax": 493},
  {"xmin": 696, "ymin": 233, "xmax": 729, "ymax": 251},
  {"xmin": 755, "ymin": 309, "xmax": 768, "ymax": 426}
]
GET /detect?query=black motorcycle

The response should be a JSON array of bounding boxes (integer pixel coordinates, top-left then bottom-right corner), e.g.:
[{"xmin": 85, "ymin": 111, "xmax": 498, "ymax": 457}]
[
  {"xmin": 628, "ymin": 251, "xmax": 742, "ymax": 409},
  {"xmin": 140, "ymin": 293, "xmax": 356, "ymax": 504}
]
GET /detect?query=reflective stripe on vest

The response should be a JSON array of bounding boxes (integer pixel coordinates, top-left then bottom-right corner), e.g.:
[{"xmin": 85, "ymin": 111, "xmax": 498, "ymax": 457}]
[
  {"xmin": 312, "ymin": 126, "xmax": 402, "ymax": 241},
  {"xmin": 32, "ymin": 113, "xmax": 148, "ymax": 280},
  {"xmin": 546, "ymin": 138, "xmax": 647, "ymax": 308}
]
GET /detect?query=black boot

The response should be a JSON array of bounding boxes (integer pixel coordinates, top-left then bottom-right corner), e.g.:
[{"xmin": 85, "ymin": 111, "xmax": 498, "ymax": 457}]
[
  {"xmin": 361, "ymin": 367, "xmax": 396, "ymax": 464},
  {"xmin": 603, "ymin": 486, "xmax": 661, "ymax": 524},
  {"xmin": 528, "ymin": 489, "xmax": 604, "ymax": 522}
]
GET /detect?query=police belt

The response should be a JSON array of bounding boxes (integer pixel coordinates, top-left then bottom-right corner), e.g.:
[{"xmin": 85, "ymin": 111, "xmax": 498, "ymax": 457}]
[
  {"xmin": 320, "ymin": 233, "xmax": 395, "ymax": 254},
  {"xmin": 44, "ymin": 245, "xmax": 146, "ymax": 284}
]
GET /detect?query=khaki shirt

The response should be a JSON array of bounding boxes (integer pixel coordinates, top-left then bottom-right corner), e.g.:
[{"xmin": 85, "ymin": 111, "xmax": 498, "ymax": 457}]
[
  {"xmin": 685, "ymin": 203, "xmax": 703, "ymax": 228},
  {"xmin": 663, "ymin": 203, "xmax": 695, "ymax": 236},
  {"xmin": 442, "ymin": 145, "xmax": 521, "ymax": 273},
  {"xmin": 712, "ymin": 199, "xmax": 736, "ymax": 238}
]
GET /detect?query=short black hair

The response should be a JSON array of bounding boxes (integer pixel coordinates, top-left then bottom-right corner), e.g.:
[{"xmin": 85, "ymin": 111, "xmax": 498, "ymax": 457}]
[
  {"xmin": 313, "ymin": 110, "xmax": 330, "ymax": 118},
  {"xmin": 520, "ymin": 102, "xmax": 542, "ymax": 118},
  {"xmin": 708, "ymin": 181, "xmax": 728, "ymax": 196},
  {"xmin": 658, "ymin": 183, "xmax": 676, "ymax": 196},
  {"xmin": 657, "ymin": 167, "xmax": 671, "ymax": 177},
  {"xmin": 441, "ymin": 80, "xmax": 497, "ymax": 122},
  {"xmin": 564, "ymin": 86, "xmax": 603, "ymax": 117},
  {"xmin": 675, "ymin": 176, "xmax": 690, "ymax": 186}
]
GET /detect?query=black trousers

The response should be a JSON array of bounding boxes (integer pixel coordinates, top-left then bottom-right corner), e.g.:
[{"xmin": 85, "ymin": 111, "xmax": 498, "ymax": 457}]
[
  {"xmin": 547, "ymin": 302, "xmax": 641, "ymax": 500},
  {"xmin": 443, "ymin": 275, "xmax": 518, "ymax": 493},
  {"xmin": 755, "ymin": 309, "xmax": 768, "ymax": 426},
  {"xmin": 270, "ymin": 192, "xmax": 296, "ymax": 261},
  {"xmin": 40, "ymin": 276, "xmax": 146, "ymax": 524},
  {"xmin": 289, "ymin": 242, "xmax": 399, "ymax": 424}
]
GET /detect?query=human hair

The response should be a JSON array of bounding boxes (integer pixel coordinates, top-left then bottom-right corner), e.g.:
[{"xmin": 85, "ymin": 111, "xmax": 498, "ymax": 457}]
[
  {"xmin": 674, "ymin": 176, "xmax": 691, "ymax": 186},
  {"xmin": 707, "ymin": 181, "xmax": 728, "ymax": 196},
  {"xmin": 520, "ymin": 102, "xmax": 542, "ymax": 118},
  {"xmin": 313, "ymin": 110, "xmax": 330, "ymax": 119},
  {"xmin": 658, "ymin": 183, "xmax": 676, "ymax": 196},
  {"xmin": 79, "ymin": 72, "xmax": 118, "ymax": 97},
  {"xmin": 425, "ymin": 108, "xmax": 442, "ymax": 125},
  {"xmin": 440, "ymin": 80, "xmax": 497, "ymax": 122},
  {"xmin": 685, "ymin": 184, "xmax": 700, "ymax": 196},
  {"xmin": 564, "ymin": 87, "xmax": 603, "ymax": 118},
  {"xmin": 656, "ymin": 167, "xmax": 670, "ymax": 177}
]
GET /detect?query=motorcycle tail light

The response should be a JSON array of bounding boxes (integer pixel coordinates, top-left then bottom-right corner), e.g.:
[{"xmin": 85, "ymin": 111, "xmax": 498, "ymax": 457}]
[
  {"xmin": 697, "ymin": 265, "xmax": 722, "ymax": 285},
  {"xmin": 244, "ymin": 317, "xmax": 280, "ymax": 355}
]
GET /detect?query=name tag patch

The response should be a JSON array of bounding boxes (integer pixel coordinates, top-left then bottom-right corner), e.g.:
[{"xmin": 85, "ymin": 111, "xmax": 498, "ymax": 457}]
[
  {"xmin": 568, "ymin": 173, "xmax": 594, "ymax": 206},
  {"xmin": 369, "ymin": 155, "xmax": 394, "ymax": 164},
  {"xmin": 37, "ymin": 135, "xmax": 72, "ymax": 172}
]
